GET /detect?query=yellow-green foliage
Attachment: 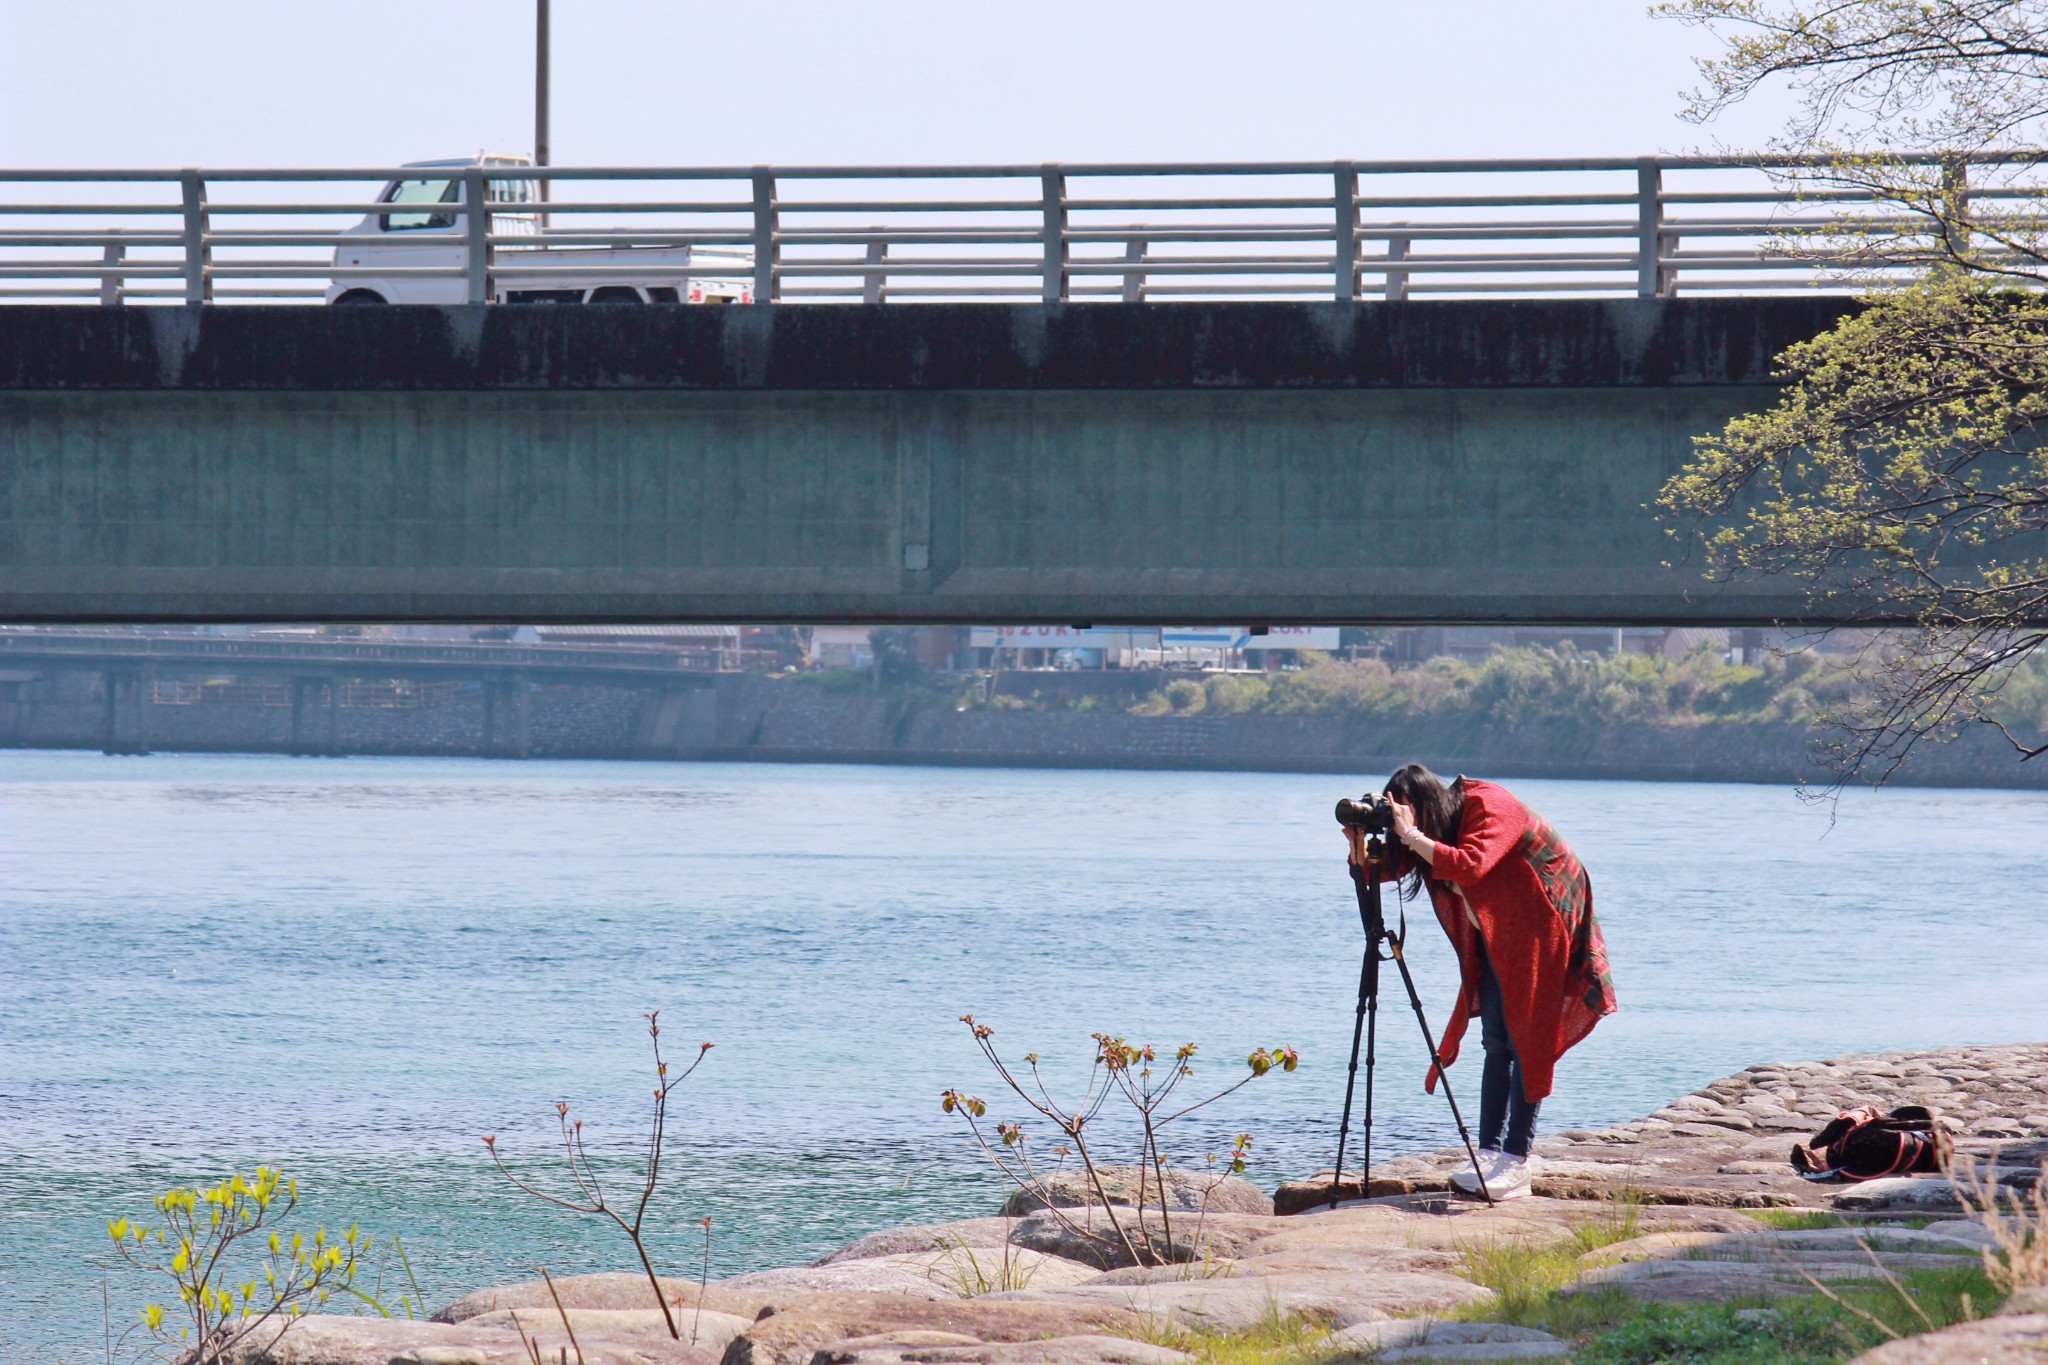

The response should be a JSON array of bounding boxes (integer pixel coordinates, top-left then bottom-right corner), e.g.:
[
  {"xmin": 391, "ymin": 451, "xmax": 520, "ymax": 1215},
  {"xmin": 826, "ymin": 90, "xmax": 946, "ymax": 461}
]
[
  {"xmin": 108, "ymin": 1168, "xmax": 366, "ymax": 1365},
  {"xmin": 1986, "ymin": 655, "xmax": 2048, "ymax": 732},
  {"xmin": 1655, "ymin": 275, "xmax": 2048, "ymax": 777},
  {"xmin": 1659, "ymin": 278, "xmax": 2048, "ymax": 618},
  {"xmin": 1123, "ymin": 646, "xmax": 1857, "ymax": 728}
]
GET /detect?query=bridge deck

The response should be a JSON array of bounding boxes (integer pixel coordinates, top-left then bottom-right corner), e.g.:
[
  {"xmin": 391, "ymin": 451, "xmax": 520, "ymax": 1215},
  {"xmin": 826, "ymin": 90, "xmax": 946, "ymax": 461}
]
[{"xmin": 0, "ymin": 299, "xmax": 1863, "ymax": 626}]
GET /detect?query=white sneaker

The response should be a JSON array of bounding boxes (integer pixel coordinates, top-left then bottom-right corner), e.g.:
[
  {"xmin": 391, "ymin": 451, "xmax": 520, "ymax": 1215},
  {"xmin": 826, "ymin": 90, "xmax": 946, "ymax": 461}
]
[
  {"xmin": 1487, "ymin": 1153, "xmax": 1535, "ymax": 1200},
  {"xmin": 1449, "ymin": 1148, "xmax": 1507, "ymax": 1195}
]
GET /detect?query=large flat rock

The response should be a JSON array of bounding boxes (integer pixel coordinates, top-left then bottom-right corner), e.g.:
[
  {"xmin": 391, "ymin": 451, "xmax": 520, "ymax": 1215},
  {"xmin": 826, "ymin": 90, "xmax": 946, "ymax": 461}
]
[
  {"xmin": 1001, "ymin": 1168, "xmax": 1271, "ymax": 1218},
  {"xmin": 987, "ymin": 1269, "xmax": 1492, "ymax": 1331},
  {"xmin": 1566, "ymin": 1256, "xmax": 1914, "ymax": 1303},
  {"xmin": 462, "ymin": 1307, "xmax": 757, "ymax": 1356},
  {"xmin": 716, "ymin": 1251, "xmax": 1097, "ymax": 1303},
  {"xmin": 822, "ymin": 1219, "xmax": 1019, "ymax": 1264},
  {"xmin": 813, "ymin": 1335, "xmax": 1190, "ymax": 1365},
  {"xmin": 218, "ymin": 1313, "xmax": 722, "ymax": 1365},
  {"xmin": 436, "ymin": 1272, "xmax": 756, "ymax": 1324},
  {"xmin": 719, "ymin": 1293, "xmax": 1143, "ymax": 1365},
  {"xmin": 1329, "ymin": 1322, "xmax": 1569, "ymax": 1362},
  {"xmin": 1254, "ymin": 1195, "xmax": 1760, "ymax": 1254},
  {"xmin": 1008, "ymin": 1209, "xmax": 1279, "ymax": 1269},
  {"xmin": 1850, "ymin": 1312, "xmax": 2048, "ymax": 1364}
]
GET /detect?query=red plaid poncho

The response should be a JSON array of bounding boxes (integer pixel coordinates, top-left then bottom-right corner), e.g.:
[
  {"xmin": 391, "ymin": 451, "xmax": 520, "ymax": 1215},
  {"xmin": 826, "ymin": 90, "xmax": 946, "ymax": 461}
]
[{"xmin": 1412, "ymin": 779, "xmax": 1616, "ymax": 1103}]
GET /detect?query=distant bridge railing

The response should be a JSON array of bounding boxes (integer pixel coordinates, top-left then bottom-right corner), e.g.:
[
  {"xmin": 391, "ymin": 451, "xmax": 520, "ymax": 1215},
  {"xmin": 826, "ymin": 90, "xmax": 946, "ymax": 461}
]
[
  {"xmin": 0, "ymin": 155, "xmax": 2023, "ymax": 306},
  {"xmin": 0, "ymin": 630, "xmax": 724, "ymax": 680}
]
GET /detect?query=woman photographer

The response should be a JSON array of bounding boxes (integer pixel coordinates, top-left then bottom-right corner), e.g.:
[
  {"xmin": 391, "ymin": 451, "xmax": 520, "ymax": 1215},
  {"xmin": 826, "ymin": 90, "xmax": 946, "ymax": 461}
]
[{"xmin": 1369, "ymin": 764, "xmax": 1616, "ymax": 1198}]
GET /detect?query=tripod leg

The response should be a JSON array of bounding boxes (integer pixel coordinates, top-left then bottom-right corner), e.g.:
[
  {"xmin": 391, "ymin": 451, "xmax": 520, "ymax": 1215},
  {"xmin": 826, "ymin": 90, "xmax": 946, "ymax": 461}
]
[
  {"xmin": 1327, "ymin": 943, "xmax": 1373, "ymax": 1208},
  {"xmin": 1361, "ymin": 954, "xmax": 1378, "ymax": 1198},
  {"xmin": 1386, "ymin": 941, "xmax": 1495, "ymax": 1204}
]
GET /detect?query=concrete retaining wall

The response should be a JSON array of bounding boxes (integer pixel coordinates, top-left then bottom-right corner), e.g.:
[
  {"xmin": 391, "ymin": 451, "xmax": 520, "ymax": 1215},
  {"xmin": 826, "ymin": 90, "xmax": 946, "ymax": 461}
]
[
  {"xmin": 686, "ymin": 675, "xmax": 2044, "ymax": 788},
  {"xmin": 5, "ymin": 669, "xmax": 2038, "ymax": 788}
]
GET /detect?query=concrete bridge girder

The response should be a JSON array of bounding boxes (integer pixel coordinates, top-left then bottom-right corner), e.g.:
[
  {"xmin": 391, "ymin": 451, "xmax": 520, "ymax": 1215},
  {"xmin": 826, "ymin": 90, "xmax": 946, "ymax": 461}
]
[{"xmin": 0, "ymin": 299, "xmax": 1876, "ymax": 626}]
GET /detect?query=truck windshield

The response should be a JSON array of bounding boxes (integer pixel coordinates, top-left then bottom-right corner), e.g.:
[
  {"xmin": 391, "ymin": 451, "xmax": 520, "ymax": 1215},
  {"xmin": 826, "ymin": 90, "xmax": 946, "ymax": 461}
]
[{"xmin": 380, "ymin": 179, "xmax": 459, "ymax": 232}]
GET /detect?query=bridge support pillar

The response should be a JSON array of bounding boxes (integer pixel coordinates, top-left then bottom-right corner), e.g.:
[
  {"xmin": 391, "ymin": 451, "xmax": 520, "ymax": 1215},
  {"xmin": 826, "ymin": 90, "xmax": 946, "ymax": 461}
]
[
  {"xmin": 100, "ymin": 670, "xmax": 118, "ymax": 755},
  {"xmin": 324, "ymin": 675, "xmax": 340, "ymax": 756},
  {"xmin": 132, "ymin": 666, "xmax": 153, "ymax": 756},
  {"xmin": 482, "ymin": 681, "xmax": 499, "ymax": 756},
  {"xmin": 511, "ymin": 673, "xmax": 531, "ymax": 759},
  {"xmin": 99, "ymin": 669, "xmax": 151, "ymax": 755},
  {"xmin": 290, "ymin": 676, "xmax": 333, "ymax": 756}
]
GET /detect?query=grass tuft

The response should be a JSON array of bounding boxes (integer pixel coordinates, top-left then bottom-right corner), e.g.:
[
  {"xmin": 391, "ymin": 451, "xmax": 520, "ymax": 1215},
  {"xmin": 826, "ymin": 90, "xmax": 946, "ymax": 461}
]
[
  {"xmin": 1447, "ymin": 1190, "xmax": 1647, "ymax": 1329},
  {"xmin": 1571, "ymin": 1265, "xmax": 1999, "ymax": 1364},
  {"xmin": 1122, "ymin": 1306, "xmax": 1335, "ymax": 1365},
  {"xmin": 1747, "ymin": 1209, "xmax": 1847, "ymax": 1232}
]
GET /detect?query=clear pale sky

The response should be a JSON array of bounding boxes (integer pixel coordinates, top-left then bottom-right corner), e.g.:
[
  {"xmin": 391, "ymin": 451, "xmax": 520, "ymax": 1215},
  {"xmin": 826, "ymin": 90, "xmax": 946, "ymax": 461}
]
[{"xmin": 0, "ymin": 1, "xmax": 1793, "ymax": 168}]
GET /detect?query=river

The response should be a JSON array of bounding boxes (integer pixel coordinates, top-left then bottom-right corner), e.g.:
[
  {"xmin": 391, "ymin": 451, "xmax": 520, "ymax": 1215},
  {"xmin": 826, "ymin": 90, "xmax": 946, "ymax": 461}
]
[{"xmin": 3, "ymin": 751, "xmax": 2045, "ymax": 1361}]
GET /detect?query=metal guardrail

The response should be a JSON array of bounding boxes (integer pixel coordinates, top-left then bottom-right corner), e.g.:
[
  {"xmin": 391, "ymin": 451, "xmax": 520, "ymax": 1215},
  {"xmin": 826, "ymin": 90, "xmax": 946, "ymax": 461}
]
[
  {"xmin": 0, "ymin": 631, "xmax": 703, "ymax": 674},
  {"xmin": 0, "ymin": 155, "xmax": 2022, "ymax": 305}
]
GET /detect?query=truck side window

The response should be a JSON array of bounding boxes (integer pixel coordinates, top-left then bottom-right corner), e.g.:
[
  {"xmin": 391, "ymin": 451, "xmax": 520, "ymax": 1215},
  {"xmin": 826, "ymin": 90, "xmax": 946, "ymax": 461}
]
[{"xmin": 381, "ymin": 179, "xmax": 459, "ymax": 232}]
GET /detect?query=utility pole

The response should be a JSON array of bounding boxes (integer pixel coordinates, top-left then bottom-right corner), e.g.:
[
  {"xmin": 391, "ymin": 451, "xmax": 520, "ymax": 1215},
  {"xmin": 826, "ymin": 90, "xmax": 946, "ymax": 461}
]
[{"xmin": 535, "ymin": 0, "xmax": 551, "ymax": 208}]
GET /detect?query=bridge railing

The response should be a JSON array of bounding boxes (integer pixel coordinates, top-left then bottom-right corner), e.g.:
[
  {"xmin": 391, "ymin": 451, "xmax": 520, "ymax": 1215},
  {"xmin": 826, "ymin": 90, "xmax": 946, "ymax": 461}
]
[
  {"xmin": 0, "ymin": 155, "xmax": 2029, "ymax": 305},
  {"xmin": 0, "ymin": 629, "xmax": 703, "ymax": 673}
]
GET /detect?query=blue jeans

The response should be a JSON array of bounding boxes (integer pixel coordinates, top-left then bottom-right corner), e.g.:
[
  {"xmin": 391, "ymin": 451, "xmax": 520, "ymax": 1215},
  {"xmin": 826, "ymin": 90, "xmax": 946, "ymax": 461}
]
[{"xmin": 1476, "ymin": 947, "xmax": 1540, "ymax": 1158}]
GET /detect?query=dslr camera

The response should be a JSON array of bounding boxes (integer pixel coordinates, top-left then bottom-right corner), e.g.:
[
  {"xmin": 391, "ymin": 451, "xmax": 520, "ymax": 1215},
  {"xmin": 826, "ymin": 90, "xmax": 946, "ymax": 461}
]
[{"xmin": 1333, "ymin": 791, "xmax": 1396, "ymax": 836}]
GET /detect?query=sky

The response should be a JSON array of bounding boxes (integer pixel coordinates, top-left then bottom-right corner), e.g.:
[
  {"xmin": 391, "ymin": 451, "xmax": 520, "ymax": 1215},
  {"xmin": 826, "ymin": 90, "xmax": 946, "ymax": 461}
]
[{"xmin": 0, "ymin": 0, "xmax": 1797, "ymax": 169}]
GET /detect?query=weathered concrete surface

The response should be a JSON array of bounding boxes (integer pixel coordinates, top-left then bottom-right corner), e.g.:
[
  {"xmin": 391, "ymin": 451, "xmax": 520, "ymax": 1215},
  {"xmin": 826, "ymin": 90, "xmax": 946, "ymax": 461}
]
[
  {"xmin": 0, "ymin": 299, "xmax": 1852, "ymax": 391},
  {"xmin": 0, "ymin": 300, "xmax": 1891, "ymax": 626},
  {"xmin": 0, "ymin": 386, "xmax": 1810, "ymax": 625}
]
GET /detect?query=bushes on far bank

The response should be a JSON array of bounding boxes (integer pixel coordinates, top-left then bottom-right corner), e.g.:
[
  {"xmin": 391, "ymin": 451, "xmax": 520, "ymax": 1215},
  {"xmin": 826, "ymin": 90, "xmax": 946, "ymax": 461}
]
[
  {"xmin": 1060, "ymin": 647, "xmax": 1861, "ymax": 729},
  {"xmin": 1128, "ymin": 646, "xmax": 2048, "ymax": 732}
]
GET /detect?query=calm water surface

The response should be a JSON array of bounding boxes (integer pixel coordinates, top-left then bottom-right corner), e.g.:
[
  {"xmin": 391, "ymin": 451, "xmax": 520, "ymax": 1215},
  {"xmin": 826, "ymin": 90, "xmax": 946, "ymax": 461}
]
[{"xmin": 3, "ymin": 752, "xmax": 2046, "ymax": 1361}]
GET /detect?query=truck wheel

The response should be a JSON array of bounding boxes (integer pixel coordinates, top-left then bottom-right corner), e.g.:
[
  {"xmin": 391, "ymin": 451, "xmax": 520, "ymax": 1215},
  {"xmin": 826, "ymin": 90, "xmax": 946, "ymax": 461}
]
[
  {"xmin": 586, "ymin": 286, "xmax": 646, "ymax": 304},
  {"xmin": 332, "ymin": 290, "xmax": 389, "ymax": 306}
]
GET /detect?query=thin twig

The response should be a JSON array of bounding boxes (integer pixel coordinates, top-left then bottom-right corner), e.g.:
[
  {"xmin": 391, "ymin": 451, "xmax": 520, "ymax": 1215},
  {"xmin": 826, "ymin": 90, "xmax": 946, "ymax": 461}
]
[
  {"xmin": 694, "ymin": 1217, "xmax": 712, "ymax": 1347},
  {"xmin": 539, "ymin": 1268, "xmax": 585, "ymax": 1365}
]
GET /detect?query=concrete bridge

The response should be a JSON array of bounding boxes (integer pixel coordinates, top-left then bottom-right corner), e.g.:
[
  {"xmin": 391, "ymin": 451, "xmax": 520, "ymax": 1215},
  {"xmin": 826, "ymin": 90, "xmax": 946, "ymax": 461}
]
[
  {"xmin": 0, "ymin": 296, "xmax": 1861, "ymax": 626},
  {"xmin": 0, "ymin": 630, "xmax": 721, "ymax": 755}
]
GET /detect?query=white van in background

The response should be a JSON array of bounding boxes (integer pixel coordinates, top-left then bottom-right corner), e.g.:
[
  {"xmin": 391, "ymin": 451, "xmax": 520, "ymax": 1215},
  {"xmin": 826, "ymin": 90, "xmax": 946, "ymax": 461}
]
[{"xmin": 326, "ymin": 155, "xmax": 752, "ymax": 305}]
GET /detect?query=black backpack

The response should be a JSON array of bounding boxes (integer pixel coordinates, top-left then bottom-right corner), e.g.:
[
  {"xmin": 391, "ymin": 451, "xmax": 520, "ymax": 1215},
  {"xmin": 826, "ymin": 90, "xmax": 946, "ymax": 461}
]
[{"xmin": 1790, "ymin": 1105, "xmax": 1952, "ymax": 1182}]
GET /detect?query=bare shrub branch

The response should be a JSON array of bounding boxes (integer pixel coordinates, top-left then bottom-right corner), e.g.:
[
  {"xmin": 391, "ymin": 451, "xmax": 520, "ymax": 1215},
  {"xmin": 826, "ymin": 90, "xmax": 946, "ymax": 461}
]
[{"xmin": 484, "ymin": 1012, "xmax": 713, "ymax": 1339}]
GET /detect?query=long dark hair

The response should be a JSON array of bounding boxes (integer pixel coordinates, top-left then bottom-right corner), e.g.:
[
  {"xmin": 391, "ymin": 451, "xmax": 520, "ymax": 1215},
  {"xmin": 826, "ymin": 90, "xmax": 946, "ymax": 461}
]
[{"xmin": 1383, "ymin": 762, "xmax": 1464, "ymax": 900}]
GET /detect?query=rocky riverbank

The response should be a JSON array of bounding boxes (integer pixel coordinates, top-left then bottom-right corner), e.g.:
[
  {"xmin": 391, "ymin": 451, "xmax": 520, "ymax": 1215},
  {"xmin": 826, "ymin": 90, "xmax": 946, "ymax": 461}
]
[{"xmin": 222, "ymin": 1044, "xmax": 2046, "ymax": 1365}]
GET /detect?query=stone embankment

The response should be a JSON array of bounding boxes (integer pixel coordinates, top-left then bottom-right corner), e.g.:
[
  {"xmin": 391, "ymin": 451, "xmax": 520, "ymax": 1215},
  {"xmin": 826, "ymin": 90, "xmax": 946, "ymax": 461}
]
[
  {"xmin": 226, "ymin": 1044, "xmax": 2047, "ymax": 1365},
  {"xmin": 10, "ymin": 665, "xmax": 2047, "ymax": 788}
]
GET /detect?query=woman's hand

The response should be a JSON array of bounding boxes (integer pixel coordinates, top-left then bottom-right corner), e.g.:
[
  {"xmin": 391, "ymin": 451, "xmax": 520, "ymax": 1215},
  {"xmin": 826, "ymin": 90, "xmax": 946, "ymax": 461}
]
[{"xmin": 1387, "ymin": 797, "xmax": 1418, "ymax": 839}]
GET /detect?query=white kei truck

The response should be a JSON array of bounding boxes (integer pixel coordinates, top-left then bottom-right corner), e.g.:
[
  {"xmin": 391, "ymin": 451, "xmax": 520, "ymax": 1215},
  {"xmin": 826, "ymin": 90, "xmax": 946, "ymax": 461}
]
[{"xmin": 326, "ymin": 155, "xmax": 752, "ymax": 306}]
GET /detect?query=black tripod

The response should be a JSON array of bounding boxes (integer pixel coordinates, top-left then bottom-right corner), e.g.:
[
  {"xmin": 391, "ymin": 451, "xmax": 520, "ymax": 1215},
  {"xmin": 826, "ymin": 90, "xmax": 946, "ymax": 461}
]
[{"xmin": 1327, "ymin": 827, "xmax": 1494, "ymax": 1207}]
